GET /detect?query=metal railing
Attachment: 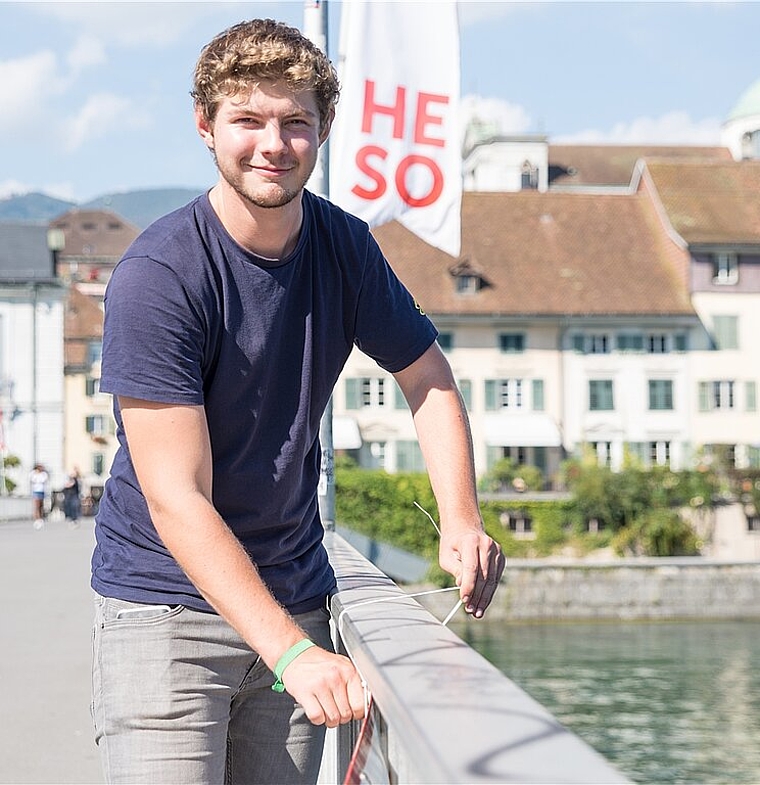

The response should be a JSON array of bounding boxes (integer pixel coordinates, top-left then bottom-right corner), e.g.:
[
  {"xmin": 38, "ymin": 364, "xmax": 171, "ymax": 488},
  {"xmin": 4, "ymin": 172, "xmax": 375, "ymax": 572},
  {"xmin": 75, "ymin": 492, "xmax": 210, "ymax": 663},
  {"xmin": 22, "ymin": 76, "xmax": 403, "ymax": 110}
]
[{"xmin": 321, "ymin": 531, "xmax": 630, "ymax": 784}]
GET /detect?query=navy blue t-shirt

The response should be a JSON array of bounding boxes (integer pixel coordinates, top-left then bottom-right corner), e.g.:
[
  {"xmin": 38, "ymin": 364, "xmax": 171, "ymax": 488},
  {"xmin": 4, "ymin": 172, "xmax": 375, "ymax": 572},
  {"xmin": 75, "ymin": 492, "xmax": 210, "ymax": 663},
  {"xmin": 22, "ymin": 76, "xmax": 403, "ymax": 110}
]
[{"xmin": 91, "ymin": 191, "xmax": 437, "ymax": 614}]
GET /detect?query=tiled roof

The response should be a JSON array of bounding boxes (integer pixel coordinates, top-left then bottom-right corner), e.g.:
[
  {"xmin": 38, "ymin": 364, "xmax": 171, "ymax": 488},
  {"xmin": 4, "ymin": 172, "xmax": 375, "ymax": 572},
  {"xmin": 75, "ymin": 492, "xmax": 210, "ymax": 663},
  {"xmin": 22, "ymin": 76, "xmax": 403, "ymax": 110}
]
[
  {"xmin": 549, "ymin": 145, "xmax": 730, "ymax": 188},
  {"xmin": 643, "ymin": 159, "xmax": 760, "ymax": 246},
  {"xmin": 50, "ymin": 208, "xmax": 139, "ymax": 258},
  {"xmin": 372, "ymin": 191, "xmax": 694, "ymax": 318}
]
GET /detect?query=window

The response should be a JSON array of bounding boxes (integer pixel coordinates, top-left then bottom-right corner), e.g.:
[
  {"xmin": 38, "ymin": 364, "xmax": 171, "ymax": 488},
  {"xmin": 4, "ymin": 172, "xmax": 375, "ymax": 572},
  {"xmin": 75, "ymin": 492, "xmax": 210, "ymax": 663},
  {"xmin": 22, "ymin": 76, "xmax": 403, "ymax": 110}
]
[
  {"xmin": 532, "ymin": 379, "xmax": 545, "ymax": 411},
  {"xmin": 699, "ymin": 380, "xmax": 735, "ymax": 411},
  {"xmin": 87, "ymin": 341, "xmax": 102, "ymax": 367},
  {"xmin": 500, "ymin": 510, "xmax": 533, "ymax": 533},
  {"xmin": 589, "ymin": 334, "xmax": 609, "ymax": 354},
  {"xmin": 617, "ymin": 333, "xmax": 644, "ymax": 352},
  {"xmin": 396, "ymin": 440, "xmax": 425, "ymax": 472},
  {"xmin": 92, "ymin": 453, "xmax": 105, "ymax": 476},
  {"xmin": 499, "ymin": 333, "xmax": 525, "ymax": 353},
  {"xmin": 647, "ymin": 334, "xmax": 667, "ymax": 354},
  {"xmin": 86, "ymin": 415, "xmax": 110, "ymax": 435},
  {"xmin": 368, "ymin": 441, "xmax": 386, "ymax": 470},
  {"xmin": 589, "ymin": 380, "xmax": 614, "ymax": 411},
  {"xmin": 712, "ymin": 316, "xmax": 739, "ymax": 350},
  {"xmin": 85, "ymin": 377, "xmax": 100, "ymax": 397},
  {"xmin": 571, "ymin": 333, "xmax": 609, "ymax": 354},
  {"xmin": 485, "ymin": 379, "xmax": 524, "ymax": 410},
  {"xmin": 521, "ymin": 160, "xmax": 538, "ymax": 190},
  {"xmin": 455, "ymin": 274, "xmax": 481, "ymax": 294},
  {"xmin": 649, "ymin": 380, "xmax": 674, "ymax": 410},
  {"xmin": 346, "ymin": 377, "xmax": 386, "ymax": 409},
  {"xmin": 457, "ymin": 379, "xmax": 472, "ymax": 410},
  {"xmin": 437, "ymin": 332, "xmax": 453, "ymax": 352},
  {"xmin": 674, "ymin": 333, "xmax": 688, "ymax": 352},
  {"xmin": 650, "ymin": 441, "xmax": 671, "ymax": 467},
  {"xmin": 591, "ymin": 441, "xmax": 612, "ymax": 467},
  {"xmin": 712, "ymin": 252, "xmax": 738, "ymax": 285}
]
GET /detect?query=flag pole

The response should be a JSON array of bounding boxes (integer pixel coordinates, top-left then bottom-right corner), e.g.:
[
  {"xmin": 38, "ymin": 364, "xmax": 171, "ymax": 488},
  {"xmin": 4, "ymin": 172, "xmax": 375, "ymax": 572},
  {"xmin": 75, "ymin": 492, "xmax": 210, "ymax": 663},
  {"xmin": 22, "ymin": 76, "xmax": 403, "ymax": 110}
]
[{"xmin": 303, "ymin": 1, "xmax": 335, "ymax": 533}]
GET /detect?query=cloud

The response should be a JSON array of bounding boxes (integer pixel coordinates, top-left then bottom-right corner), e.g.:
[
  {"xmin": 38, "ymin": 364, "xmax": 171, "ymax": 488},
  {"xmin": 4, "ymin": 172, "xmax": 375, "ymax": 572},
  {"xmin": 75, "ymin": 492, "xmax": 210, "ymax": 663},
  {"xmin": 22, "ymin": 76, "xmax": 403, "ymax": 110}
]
[
  {"xmin": 459, "ymin": 99, "xmax": 723, "ymax": 146},
  {"xmin": 31, "ymin": 1, "xmax": 257, "ymax": 47},
  {"xmin": 0, "ymin": 50, "xmax": 66, "ymax": 133},
  {"xmin": 555, "ymin": 111, "xmax": 723, "ymax": 145},
  {"xmin": 460, "ymin": 94, "xmax": 533, "ymax": 138},
  {"xmin": 67, "ymin": 36, "xmax": 107, "ymax": 74},
  {"xmin": 62, "ymin": 92, "xmax": 151, "ymax": 151}
]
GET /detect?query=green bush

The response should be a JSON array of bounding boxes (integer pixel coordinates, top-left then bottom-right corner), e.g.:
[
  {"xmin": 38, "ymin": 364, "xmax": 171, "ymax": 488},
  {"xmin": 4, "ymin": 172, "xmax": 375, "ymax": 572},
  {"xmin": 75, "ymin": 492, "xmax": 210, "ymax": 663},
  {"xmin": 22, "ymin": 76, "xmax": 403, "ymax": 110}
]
[
  {"xmin": 611, "ymin": 509, "xmax": 700, "ymax": 557},
  {"xmin": 2, "ymin": 453, "xmax": 20, "ymax": 494},
  {"xmin": 478, "ymin": 457, "xmax": 544, "ymax": 493}
]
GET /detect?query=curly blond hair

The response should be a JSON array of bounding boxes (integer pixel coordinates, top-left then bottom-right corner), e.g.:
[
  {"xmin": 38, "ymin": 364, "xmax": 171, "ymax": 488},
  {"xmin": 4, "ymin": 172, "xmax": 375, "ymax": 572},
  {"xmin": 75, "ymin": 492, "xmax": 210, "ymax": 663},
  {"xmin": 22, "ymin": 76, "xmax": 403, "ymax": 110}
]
[{"xmin": 191, "ymin": 18, "xmax": 340, "ymax": 131}]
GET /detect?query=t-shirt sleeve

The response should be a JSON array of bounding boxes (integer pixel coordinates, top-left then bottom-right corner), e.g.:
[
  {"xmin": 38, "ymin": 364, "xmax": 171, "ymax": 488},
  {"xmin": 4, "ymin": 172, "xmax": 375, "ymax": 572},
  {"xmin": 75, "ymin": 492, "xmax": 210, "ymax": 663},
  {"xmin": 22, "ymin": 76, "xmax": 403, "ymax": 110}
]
[
  {"xmin": 99, "ymin": 256, "xmax": 206, "ymax": 405},
  {"xmin": 353, "ymin": 236, "xmax": 438, "ymax": 373}
]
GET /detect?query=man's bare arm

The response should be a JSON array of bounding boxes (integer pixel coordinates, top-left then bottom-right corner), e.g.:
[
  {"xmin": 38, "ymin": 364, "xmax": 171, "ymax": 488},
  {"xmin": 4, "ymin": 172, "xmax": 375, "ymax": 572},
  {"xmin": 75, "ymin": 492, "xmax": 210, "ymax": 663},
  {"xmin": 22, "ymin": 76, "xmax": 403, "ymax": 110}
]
[
  {"xmin": 118, "ymin": 396, "xmax": 364, "ymax": 726},
  {"xmin": 394, "ymin": 344, "xmax": 505, "ymax": 617}
]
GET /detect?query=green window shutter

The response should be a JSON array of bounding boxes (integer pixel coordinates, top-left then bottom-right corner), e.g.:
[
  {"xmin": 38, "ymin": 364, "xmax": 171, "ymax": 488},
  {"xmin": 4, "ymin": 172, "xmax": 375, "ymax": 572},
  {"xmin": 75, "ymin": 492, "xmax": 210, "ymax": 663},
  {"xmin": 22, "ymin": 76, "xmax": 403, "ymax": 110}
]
[
  {"xmin": 396, "ymin": 440, "xmax": 425, "ymax": 472},
  {"xmin": 572, "ymin": 334, "xmax": 585, "ymax": 353},
  {"xmin": 345, "ymin": 378, "xmax": 361, "ymax": 410},
  {"xmin": 394, "ymin": 382, "xmax": 409, "ymax": 409},
  {"xmin": 746, "ymin": 381, "xmax": 757, "ymax": 412},
  {"xmin": 486, "ymin": 379, "xmax": 499, "ymax": 412},
  {"xmin": 485, "ymin": 380, "xmax": 497, "ymax": 411},
  {"xmin": 458, "ymin": 379, "xmax": 472, "ymax": 410},
  {"xmin": 698, "ymin": 382, "xmax": 709, "ymax": 412},
  {"xmin": 712, "ymin": 316, "xmax": 738, "ymax": 350},
  {"xmin": 532, "ymin": 379, "xmax": 544, "ymax": 411}
]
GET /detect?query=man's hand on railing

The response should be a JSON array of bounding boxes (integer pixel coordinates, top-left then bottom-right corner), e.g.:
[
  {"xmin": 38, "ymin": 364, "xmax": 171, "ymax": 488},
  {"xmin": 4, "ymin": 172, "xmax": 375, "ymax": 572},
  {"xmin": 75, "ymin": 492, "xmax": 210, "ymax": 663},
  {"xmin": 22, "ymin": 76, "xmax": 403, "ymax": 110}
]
[
  {"xmin": 439, "ymin": 528, "xmax": 505, "ymax": 619},
  {"xmin": 280, "ymin": 646, "xmax": 367, "ymax": 727}
]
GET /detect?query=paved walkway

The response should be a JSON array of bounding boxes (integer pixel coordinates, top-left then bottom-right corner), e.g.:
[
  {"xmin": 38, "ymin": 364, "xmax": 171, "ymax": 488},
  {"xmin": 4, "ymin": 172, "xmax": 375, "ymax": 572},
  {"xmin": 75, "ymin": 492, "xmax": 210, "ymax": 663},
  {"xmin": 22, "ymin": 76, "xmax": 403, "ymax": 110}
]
[{"xmin": 0, "ymin": 517, "xmax": 103, "ymax": 784}]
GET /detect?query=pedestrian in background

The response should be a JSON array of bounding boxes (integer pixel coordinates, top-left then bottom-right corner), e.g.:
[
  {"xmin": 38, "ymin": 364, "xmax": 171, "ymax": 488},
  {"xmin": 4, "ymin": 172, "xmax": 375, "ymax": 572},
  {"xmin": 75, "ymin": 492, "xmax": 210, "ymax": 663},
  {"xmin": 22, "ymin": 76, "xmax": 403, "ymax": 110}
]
[
  {"xmin": 29, "ymin": 463, "xmax": 48, "ymax": 529},
  {"xmin": 63, "ymin": 469, "xmax": 81, "ymax": 528}
]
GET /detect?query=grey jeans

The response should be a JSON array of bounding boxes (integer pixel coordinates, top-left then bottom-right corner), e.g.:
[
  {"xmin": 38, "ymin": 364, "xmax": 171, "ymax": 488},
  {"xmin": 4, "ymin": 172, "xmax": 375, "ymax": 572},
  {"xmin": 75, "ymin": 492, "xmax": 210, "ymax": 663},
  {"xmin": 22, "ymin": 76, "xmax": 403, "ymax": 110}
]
[{"xmin": 92, "ymin": 595, "xmax": 332, "ymax": 785}]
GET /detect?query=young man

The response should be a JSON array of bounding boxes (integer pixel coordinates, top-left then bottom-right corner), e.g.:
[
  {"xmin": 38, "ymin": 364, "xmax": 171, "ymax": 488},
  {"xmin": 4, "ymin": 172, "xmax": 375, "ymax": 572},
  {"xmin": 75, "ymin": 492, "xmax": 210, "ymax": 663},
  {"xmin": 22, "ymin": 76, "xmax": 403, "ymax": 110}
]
[{"xmin": 91, "ymin": 18, "xmax": 504, "ymax": 785}]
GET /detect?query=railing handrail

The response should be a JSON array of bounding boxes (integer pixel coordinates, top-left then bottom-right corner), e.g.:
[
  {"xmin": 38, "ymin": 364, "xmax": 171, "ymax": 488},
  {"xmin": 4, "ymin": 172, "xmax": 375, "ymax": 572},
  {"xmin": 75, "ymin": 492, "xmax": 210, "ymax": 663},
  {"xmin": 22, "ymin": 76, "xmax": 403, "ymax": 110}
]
[{"xmin": 325, "ymin": 531, "xmax": 630, "ymax": 784}]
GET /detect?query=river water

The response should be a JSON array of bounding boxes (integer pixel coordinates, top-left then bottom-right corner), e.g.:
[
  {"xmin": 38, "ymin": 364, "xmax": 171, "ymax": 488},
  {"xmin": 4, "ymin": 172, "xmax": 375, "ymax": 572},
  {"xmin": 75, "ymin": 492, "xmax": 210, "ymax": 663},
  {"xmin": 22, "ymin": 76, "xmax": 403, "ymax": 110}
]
[{"xmin": 451, "ymin": 619, "xmax": 760, "ymax": 784}]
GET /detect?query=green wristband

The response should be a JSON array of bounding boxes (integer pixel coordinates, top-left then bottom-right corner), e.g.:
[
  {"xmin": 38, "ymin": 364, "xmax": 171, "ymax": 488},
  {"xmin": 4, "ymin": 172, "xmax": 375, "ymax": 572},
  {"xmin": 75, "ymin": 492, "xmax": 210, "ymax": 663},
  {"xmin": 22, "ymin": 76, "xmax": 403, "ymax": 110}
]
[{"xmin": 271, "ymin": 639, "xmax": 315, "ymax": 693}]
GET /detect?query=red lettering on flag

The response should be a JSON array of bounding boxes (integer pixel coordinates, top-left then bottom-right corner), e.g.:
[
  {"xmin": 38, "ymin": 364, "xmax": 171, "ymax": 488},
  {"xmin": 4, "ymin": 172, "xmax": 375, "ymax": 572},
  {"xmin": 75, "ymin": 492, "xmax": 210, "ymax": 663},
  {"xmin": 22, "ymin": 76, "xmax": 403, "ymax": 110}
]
[
  {"xmin": 396, "ymin": 155, "xmax": 444, "ymax": 207},
  {"xmin": 361, "ymin": 80, "xmax": 406, "ymax": 139},
  {"xmin": 414, "ymin": 92, "xmax": 448, "ymax": 147},
  {"xmin": 351, "ymin": 145, "xmax": 388, "ymax": 200}
]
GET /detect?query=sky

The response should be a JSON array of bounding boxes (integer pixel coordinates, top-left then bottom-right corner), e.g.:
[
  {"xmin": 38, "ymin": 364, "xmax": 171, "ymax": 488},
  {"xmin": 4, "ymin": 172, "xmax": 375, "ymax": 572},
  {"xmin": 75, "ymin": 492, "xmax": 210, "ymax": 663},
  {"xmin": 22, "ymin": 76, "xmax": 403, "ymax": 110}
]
[{"xmin": 1, "ymin": 1, "xmax": 759, "ymax": 204}]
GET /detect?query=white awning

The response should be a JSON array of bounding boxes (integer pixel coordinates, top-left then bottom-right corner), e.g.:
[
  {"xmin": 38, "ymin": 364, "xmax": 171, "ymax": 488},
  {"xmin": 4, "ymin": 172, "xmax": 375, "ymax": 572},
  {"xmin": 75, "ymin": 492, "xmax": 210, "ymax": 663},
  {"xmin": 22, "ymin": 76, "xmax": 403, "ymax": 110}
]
[
  {"xmin": 483, "ymin": 414, "xmax": 561, "ymax": 448},
  {"xmin": 332, "ymin": 415, "xmax": 362, "ymax": 450}
]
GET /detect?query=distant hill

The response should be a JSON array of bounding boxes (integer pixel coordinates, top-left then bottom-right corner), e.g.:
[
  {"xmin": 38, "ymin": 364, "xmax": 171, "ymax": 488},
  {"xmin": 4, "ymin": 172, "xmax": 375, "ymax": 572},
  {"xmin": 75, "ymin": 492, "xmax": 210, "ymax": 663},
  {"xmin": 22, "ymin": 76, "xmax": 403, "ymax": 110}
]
[
  {"xmin": 82, "ymin": 188, "xmax": 205, "ymax": 229},
  {"xmin": 0, "ymin": 187, "xmax": 205, "ymax": 229},
  {"xmin": 0, "ymin": 192, "xmax": 76, "ymax": 222}
]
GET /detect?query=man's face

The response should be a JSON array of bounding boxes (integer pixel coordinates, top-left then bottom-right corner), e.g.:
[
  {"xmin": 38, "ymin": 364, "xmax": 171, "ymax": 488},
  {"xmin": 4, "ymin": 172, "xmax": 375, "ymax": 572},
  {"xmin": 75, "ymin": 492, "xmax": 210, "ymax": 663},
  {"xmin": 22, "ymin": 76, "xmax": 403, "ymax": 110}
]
[{"xmin": 196, "ymin": 81, "xmax": 331, "ymax": 209}]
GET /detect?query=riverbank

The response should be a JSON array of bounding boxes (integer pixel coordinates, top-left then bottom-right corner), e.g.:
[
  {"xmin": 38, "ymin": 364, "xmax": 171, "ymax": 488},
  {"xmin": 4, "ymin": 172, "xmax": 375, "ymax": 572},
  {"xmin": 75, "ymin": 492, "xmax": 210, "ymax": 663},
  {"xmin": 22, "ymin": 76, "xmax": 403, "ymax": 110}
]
[{"xmin": 417, "ymin": 556, "xmax": 760, "ymax": 623}]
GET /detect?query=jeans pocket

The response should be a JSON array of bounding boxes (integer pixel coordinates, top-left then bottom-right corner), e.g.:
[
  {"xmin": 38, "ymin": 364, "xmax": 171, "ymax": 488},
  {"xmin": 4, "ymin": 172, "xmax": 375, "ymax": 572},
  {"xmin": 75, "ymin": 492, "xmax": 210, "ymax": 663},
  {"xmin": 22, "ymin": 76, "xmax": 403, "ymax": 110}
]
[{"xmin": 101, "ymin": 597, "xmax": 184, "ymax": 628}]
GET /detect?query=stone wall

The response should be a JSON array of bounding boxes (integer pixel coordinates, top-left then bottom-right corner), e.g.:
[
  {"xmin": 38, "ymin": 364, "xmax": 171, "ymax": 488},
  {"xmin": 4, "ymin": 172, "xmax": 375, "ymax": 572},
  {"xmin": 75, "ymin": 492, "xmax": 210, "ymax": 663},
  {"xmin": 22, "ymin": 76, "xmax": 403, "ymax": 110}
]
[{"xmin": 418, "ymin": 558, "xmax": 760, "ymax": 623}]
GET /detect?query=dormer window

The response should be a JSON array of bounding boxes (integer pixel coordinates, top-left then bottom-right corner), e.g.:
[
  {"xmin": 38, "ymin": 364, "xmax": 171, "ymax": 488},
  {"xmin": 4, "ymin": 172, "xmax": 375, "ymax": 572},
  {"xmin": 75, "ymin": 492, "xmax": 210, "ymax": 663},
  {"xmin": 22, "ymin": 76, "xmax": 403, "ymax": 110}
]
[
  {"xmin": 450, "ymin": 258, "xmax": 489, "ymax": 295},
  {"xmin": 521, "ymin": 160, "xmax": 538, "ymax": 190},
  {"xmin": 456, "ymin": 274, "xmax": 482, "ymax": 294},
  {"xmin": 713, "ymin": 252, "xmax": 738, "ymax": 285}
]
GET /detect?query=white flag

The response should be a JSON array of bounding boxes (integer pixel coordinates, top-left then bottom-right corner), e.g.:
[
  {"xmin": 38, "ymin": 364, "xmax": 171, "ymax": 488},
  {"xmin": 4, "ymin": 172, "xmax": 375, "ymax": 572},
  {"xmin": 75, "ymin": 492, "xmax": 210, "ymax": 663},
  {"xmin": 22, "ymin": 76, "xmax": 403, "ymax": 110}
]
[{"xmin": 329, "ymin": 1, "xmax": 461, "ymax": 258}]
